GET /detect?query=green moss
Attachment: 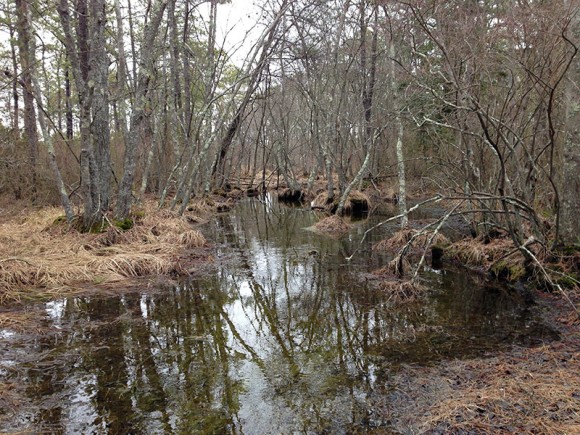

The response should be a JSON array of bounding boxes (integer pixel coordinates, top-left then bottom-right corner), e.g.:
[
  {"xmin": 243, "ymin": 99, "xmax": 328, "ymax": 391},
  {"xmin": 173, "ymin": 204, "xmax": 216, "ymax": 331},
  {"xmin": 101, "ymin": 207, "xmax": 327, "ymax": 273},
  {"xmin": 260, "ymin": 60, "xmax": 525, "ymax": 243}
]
[
  {"xmin": 132, "ymin": 210, "xmax": 146, "ymax": 220},
  {"xmin": 88, "ymin": 221, "xmax": 108, "ymax": 233},
  {"xmin": 52, "ymin": 215, "xmax": 68, "ymax": 225},
  {"xmin": 557, "ymin": 273, "xmax": 579, "ymax": 288},
  {"xmin": 114, "ymin": 218, "xmax": 134, "ymax": 231},
  {"xmin": 491, "ymin": 260, "xmax": 526, "ymax": 282},
  {"xmin": 562, "ymin": 245, "xmax": 580, "ymax": 255}
]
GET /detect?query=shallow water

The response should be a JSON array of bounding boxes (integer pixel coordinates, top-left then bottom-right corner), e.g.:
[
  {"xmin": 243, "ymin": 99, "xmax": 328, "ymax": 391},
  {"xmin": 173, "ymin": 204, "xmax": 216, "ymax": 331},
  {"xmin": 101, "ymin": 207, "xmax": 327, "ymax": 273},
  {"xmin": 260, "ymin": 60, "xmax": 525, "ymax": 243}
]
[{"xmin": 0, "ymin": 196, "xmax": 557, "ymax": 433}]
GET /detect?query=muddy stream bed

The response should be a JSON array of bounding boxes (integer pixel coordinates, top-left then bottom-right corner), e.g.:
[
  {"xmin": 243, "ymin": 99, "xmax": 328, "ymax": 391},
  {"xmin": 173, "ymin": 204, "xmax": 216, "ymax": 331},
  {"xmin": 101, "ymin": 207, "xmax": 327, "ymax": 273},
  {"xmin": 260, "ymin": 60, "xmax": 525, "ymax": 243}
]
[{"xmin": 0, "ymin": 196, "xmax": 558, "ymax": 433}]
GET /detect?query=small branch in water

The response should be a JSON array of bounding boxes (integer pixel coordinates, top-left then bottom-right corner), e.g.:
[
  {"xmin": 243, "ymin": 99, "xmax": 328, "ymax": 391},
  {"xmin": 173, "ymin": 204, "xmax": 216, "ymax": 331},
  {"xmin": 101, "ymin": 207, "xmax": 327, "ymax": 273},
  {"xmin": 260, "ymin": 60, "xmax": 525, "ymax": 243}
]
[
  {"xmin": 345, "ymin": 195, "xmax": 442, "ymax": 261},
  {"xmin": 411, "ymin": 200, "xmax": 464, "ymax": 282},
  {"xmin": 520, "ymin": 244, "xmax": 579, "ymax": 316}
]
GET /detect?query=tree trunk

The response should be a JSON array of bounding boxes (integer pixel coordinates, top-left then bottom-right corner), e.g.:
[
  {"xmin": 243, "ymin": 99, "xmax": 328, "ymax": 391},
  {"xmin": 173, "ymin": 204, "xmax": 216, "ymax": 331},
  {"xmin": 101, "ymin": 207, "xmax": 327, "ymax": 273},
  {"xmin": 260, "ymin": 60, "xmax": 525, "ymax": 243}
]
[
  {"xmin": 31, "ymin": 70, "xmax": 75, "ymax": 222},
  {"xmin": 389, "ymin": 39, "xmax": 408, "ymax": 228},
  {"xmin": 559, "ymin": 10, "xmax": 579, "ymax": 245},
  {"xmin": 15, "ymin": 0, "xmax": 38, "ymax": 204},
  {"xmin": 115, "ymin": 0, "xmax": 168, "ymax": 220},
  {"xmin": 89, "ymin": 0, "xmax": 111, "ymax": 210},
  {"xmin": 9, "ymin": 23, "xmax": 19, "ymax": 141},
  {"xmin": 58, "ymin": 0, "xmax": 103, "ymax": 230}
]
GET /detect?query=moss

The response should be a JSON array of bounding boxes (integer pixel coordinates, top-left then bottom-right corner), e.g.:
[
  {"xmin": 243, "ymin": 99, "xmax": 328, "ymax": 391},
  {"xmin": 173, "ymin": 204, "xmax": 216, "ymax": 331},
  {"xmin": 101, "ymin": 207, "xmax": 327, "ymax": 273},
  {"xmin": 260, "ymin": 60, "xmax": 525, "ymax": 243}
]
[
  {"xmin": 52, "ymin": 215, "xmax": 68, "ymax": 225},
  {"xmin": 114, "ymin": 218, "xmax": 134, "ymax": 231},
  {"xmin": 132, "ymin": 210, "xmax": 146, "ymax": 220},
  {"xmin": 562, "ymin": 245, "xmax": 580, "ymax": 255},
  {"xmin": 557, "ymin": 273, "xmax": 579, "ymax": 288},
  {"xmin": 88, "ymin": 221, "xmax": 108, "ymax": 233},
  {"xmin": 491, "ymin": 260, "xmax": 526, "ymax": 282}
]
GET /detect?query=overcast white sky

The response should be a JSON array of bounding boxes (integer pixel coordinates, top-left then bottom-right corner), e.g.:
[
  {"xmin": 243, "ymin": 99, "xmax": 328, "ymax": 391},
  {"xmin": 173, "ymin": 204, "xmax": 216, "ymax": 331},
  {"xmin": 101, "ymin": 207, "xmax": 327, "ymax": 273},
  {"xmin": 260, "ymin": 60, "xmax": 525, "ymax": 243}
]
[{"xmin": 201, "ymin": 0, "xmax": 265, "ymax": 65}]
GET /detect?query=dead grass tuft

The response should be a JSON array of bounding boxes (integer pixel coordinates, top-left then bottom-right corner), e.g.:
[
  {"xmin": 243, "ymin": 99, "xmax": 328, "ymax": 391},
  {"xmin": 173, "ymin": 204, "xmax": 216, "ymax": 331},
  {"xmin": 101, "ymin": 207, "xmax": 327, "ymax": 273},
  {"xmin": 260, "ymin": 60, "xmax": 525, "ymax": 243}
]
[
  {"xmin": 372, "ymin": 263, "xmax": 427, "ymax": 303},
  {"xmin": 342, "ymin": 190, "xmax": 371, "ymax": 215},
  {"xmin": 374, "ymin": 228, "xmax": 450, "ymax": 253},
  {"xmin": 312, "ymin": 215, "xmax": 351, "ymax": 236},
  {"xmin": 447, "ymin": 237, "xmax": 515, "ymax": 266},
  {"xmin": 278, "ymin": 188, "xmax": 303, "ymax": 202},
  {"xmin": 446, "ymin": 236, "xmax": 529, "ymax": 282},
  {"xmin": 311, "ymin": 191, "xmax": 334, "ymax": 210},
  {"xmin": 0, "ymin": 200, "xmax": 208, "ymax": 303},
  {"xmin": 311, "ymin": 190, "xmax": 371, "ymax": 215}
]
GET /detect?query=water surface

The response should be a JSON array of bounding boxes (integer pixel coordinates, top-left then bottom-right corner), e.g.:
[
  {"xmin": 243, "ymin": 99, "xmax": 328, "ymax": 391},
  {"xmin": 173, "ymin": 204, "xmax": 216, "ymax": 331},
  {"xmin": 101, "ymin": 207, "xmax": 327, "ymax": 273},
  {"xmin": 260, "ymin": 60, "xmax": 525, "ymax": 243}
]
[{"xmin": 0, "ymin": 196, "xmax": 556, "ymax": 433}]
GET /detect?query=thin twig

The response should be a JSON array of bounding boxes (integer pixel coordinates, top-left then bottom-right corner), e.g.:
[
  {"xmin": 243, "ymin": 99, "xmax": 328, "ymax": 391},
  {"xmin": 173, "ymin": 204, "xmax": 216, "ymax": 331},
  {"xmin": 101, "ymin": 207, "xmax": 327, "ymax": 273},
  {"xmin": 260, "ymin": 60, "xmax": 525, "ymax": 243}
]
[{"xmin": 345, "ymin": 195, "xmax": 442, "ymax": 261}]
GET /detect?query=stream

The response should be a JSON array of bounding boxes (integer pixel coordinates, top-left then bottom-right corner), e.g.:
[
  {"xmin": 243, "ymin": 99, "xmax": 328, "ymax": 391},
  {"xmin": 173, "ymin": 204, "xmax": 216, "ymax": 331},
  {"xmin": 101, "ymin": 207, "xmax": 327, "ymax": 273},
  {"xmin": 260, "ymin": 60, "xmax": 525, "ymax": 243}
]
[{"xmin": 0, "ymin": 195, "xmax": 557, "ymax": 434}]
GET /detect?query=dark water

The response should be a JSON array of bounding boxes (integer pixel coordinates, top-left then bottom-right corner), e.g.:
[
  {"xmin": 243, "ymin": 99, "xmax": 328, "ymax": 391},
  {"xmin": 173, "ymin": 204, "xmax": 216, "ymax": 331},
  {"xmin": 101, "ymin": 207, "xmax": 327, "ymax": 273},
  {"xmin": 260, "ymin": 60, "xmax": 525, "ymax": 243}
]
[{"xmin": 0, "ymin": 196, "xmax": 556, "ymax": 434}]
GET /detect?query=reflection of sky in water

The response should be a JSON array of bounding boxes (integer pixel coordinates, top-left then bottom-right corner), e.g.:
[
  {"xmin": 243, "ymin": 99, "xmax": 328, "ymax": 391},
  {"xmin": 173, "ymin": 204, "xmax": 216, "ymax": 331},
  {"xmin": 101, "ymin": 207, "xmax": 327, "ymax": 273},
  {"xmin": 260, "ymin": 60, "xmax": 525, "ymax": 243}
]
[{"xmin": 0, "ymin": 196, "xmax": 556, "ymax": 434}]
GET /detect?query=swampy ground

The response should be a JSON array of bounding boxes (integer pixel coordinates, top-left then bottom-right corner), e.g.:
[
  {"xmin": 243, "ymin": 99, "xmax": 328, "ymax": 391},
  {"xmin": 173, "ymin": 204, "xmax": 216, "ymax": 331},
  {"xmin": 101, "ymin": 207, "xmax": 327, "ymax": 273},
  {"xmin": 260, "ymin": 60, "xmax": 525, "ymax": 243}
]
[{"xmin": 0, "ymin": 194, "xmax": 578, "ymax": 434}]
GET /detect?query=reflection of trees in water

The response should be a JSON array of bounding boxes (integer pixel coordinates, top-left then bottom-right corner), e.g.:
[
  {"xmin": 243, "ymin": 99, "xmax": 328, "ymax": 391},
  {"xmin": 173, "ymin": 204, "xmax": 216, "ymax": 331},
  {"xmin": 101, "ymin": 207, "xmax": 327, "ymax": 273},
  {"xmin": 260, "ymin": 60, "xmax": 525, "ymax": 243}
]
[{"xmin": 15, "ymin": 198, "xmax": 545, "ymax": 433}]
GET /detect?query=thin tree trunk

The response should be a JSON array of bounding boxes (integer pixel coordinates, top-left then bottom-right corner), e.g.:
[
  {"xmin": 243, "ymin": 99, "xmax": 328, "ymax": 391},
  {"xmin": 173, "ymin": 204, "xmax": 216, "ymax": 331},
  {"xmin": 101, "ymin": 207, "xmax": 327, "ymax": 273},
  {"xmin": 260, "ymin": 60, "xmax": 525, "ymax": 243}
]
[
  {"xmin": 115, "ymin": 0, "xmax": 168, "ymax": 220},
  {"xmin": 15, "ymin": 0, "xmax": 38, "ymax": 204},
  {"xmin": 211, "ymin": 0, "xmax": 290, "ymax": 190},
  {"xmin": 31, "ymin": 71, "xmax": 75, "ymax": 222},
  {"xmin": 58, "ymin": 0, "xmax": 102, "ymax": 229},
  {"xmin": 389, "ymin": 39, "xmax": 408, "ymax": 227},
  {"xmin": 9, "ymin": 23, "xmax": 19, "ymax": 141},
  {"xmin": 113, "ymin": 0, "xmax": 130, "ymax": 141},
  {"xmin": 89, "ymin": 0, "xmax": 111, "ymax": 210},
  {"xmin": 559, "ymin": 6, "xmax": 579, "ymax": 245}
]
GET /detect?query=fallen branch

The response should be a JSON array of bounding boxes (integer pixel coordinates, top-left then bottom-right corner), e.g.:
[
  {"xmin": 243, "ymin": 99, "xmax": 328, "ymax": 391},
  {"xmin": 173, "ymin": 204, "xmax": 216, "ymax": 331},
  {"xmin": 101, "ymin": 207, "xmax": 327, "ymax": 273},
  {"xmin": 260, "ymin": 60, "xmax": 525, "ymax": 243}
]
[
  {"xmin": 521, "ymin": 244, "xmax": 579, "ymax": 316},
  {"xmin": 412, "ymin": 200, "xmax": 464, "ymax": 282},
  {"xmin": 345, "ymin": 195, "xmax": 442, "ymax": 261}
]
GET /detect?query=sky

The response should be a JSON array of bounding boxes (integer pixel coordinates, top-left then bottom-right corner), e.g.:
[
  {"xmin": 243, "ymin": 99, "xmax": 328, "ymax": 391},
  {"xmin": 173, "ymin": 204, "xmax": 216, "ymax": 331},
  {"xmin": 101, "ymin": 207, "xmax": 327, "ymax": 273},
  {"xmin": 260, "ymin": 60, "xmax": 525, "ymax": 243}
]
[{"xmin": 200, "ymin": 0, "xmax": 265, "ymax": 66}]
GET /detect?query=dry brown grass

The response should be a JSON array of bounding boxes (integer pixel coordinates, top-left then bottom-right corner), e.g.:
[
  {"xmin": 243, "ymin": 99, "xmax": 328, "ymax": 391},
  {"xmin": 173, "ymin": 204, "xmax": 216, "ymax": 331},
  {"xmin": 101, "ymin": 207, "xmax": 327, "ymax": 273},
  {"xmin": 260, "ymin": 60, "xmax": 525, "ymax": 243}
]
[
  {"xmin": 379, "ymin": 279, "xmax": 426, "ymax": 304},
  {"xmin": 311, "ymin": 190, "xmax": 371, "ymax": 215},
  {"xmin": 311, "ymin": 191, "xmax": 334, "ymax": 210},
  {"xmin": 0, "ymin": 201, "xmax": 207, "ymax": 303},
  {"xmin": 373, "ymin": 228, "xmax": 450, "ymax": 253},
  {"xmin": 446, "ymin": 236, "xmax": 529, "ymax": 282},
  {"xmin": 312, "ymin": 215, "xmax": 351, "ymax": 236},
  {"xmin": 402, "ymin": 343, "xmax": 580, "ymax": 433},
  {"xmin": 447, "ymin": 237, "xmax": 514, "ymax": 266}
]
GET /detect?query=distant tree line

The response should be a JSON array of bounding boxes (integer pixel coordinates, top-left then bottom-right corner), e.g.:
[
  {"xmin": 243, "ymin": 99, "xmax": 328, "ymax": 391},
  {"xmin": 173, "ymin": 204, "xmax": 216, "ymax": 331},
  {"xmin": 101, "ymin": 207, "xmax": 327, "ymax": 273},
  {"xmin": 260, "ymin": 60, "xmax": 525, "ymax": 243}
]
[{"xmin": 0, "ymin": 0, "xmax": 578, "ymax": 250}]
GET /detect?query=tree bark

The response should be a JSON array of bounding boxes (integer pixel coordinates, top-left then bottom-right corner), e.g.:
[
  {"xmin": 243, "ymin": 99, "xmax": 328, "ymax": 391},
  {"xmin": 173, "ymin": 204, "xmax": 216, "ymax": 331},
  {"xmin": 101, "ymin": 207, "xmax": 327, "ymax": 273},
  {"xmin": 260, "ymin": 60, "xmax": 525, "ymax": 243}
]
[
  {"xmin": 89, "ymin": 0, "xmax": 112, "ymax": 210},
  {"xmin": 15, "ymin": 0, "xmax": 38, "ymax": 203},
  {"xmin": 115, "ymin": 0, "xmax": 168, "ymax": 220},
  {"xmin": 559, "ymin": 8, "xmax": 579, "ymax": 245}
]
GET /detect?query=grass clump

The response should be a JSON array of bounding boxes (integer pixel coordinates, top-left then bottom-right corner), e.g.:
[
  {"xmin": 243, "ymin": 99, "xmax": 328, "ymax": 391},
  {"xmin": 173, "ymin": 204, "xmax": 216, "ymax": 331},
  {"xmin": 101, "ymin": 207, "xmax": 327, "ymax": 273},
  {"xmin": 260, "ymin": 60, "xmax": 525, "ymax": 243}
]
[
  {"xmin": 373, "ymin": 228, "xmax": 450, "ymax": 254},
  {"xmin": 311, "ymin": 215, "xmax": 350, "ymax": 237},
  {"xmin": 311, "ymin": 190, "xmax": 371, "ymax": 215},
  {"xmin": 0, "ymin": 201, "xmax": 208, "ymax": 304}
]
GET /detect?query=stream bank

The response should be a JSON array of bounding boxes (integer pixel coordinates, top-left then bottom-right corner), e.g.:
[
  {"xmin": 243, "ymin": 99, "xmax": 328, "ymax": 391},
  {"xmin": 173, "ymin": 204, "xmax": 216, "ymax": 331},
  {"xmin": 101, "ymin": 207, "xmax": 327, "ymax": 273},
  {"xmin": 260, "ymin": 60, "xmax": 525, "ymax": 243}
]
[{"xmin": 1, "ymin": 195, "xmax": 577, "ymax": 433}]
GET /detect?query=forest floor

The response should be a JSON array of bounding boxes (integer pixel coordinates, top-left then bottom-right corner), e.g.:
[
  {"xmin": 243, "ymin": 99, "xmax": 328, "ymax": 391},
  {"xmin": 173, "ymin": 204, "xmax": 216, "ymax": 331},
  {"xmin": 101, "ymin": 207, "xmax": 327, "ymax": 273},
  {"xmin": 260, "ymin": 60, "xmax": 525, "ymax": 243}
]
[
  {"xmin": 381, "ymin": 292, "xmax": 580, "ymax": 434},
  {"xmin": 0, "ymin": 187, "xmax": 579, "ymax": 433}
]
